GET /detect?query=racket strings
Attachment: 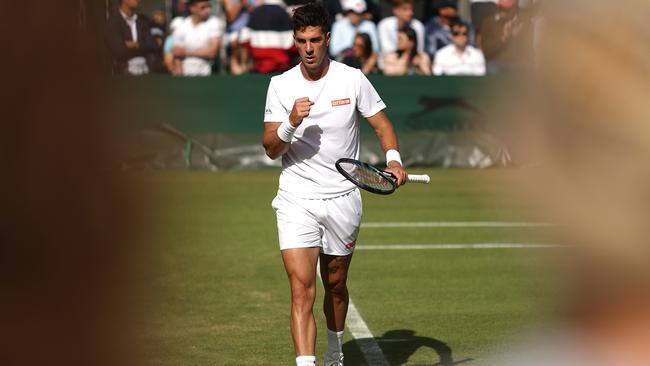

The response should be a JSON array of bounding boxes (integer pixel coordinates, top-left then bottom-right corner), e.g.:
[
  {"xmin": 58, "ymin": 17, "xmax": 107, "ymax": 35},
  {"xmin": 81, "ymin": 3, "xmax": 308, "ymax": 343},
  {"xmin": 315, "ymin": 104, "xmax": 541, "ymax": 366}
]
[
  {"xmin": 341, "ymin": 162, "xmax": 393, "ymax": 191},
  {"xmin": 358, "ymin": 166, "xmax": 392, "ymax": 190}
]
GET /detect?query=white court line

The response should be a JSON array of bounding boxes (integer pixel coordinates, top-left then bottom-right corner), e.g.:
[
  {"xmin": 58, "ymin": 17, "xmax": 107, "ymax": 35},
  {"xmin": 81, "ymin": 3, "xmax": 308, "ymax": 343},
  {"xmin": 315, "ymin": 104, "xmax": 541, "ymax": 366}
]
[
  {"xmin": 345, "ymin": 299, "xmax": 391, "ymax": 366},
  {"xmin": 317, "ymin": 263, "xmax": 390, "ymax": 366},
  {"xmin": 357, "ymin": 243, "xmax": 566, "ymax": 250},
  {"xmin": 361, "ymin": 221, "xmax": 555, "ymax": 228}
]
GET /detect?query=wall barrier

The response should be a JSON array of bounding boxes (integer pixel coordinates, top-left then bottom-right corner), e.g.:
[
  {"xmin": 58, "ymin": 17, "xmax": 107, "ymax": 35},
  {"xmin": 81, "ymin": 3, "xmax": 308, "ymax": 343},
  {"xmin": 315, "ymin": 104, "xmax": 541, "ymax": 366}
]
[{"xmin": 111, "ymin": 75, "xmax": 513, "ymax": 170}]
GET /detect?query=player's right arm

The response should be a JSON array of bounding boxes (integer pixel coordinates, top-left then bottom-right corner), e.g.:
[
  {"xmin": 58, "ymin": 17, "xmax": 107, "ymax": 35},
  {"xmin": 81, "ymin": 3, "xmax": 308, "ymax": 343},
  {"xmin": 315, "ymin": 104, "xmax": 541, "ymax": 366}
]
[{"xmin": 263, "ymin": 97, "xmax": 313, "ymax": 160}]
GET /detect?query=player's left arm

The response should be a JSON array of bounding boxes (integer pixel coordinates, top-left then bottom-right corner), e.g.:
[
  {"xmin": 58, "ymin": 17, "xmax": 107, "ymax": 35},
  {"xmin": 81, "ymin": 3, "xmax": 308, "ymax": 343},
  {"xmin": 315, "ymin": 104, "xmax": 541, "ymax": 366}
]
[{"xmin": 366, "ymin": 111, "xmax": 408, "ymax": 186}]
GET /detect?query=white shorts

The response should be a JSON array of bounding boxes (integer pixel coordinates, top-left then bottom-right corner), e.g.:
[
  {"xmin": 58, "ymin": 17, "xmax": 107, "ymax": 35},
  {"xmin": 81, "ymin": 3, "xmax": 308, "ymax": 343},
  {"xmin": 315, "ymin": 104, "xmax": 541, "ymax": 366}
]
[{"xmin": 271, "ymin": 189, "xmax": 362, "ymax": 256}]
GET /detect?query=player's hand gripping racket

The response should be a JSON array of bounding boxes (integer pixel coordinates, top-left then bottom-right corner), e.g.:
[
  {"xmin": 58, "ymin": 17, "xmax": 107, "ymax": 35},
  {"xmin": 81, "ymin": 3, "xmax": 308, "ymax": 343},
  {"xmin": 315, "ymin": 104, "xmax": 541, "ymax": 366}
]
[{"xmin": 335, "ymin": 158, "xmax": 430, "ymax": 195}]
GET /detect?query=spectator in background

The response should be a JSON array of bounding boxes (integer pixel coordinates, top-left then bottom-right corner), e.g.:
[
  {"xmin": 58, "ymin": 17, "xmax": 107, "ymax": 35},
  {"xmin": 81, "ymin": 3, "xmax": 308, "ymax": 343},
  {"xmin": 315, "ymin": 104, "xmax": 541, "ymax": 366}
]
[
  {"xmin": 171, "ymin": 0, "xmax": 190, "ymax": 18},
  {"xmin": 322, "ymin": 0, "xmax": 382, "ymax": 27},
  {"xmin": 105, "ymin": 0, "xmax": 159, "ymax": 75},
  {"xmin": 470, "ymin": 0, "xmax": 498, "ymax": 34},
  {"xmin": 148, "ymin": 8, "xmax": 168, "ymax": 73},
  {"xmin": 163, "ymin": 16, "xmax": 185, "ymax": 75},
  {"xmin": 223, "ymin": 0, "xmax": 258, "ymax": 74},
  {"xmin": 150, "ymin": 8, "xmax": 167, "ymax": 47},
  {"xmin": 382, "ymin": 26, "xmax": 431, "ymax": 75},
  {"xmin": 322, "ymin": 0, "xmax": 344, "ymax": 26},
  {"xmin": 329, "ymin": 0, "xmax": 380, "ymax": 60},
  {"xmin": 480, "ymin": 0, "xmax": 533, "ymax": 74},
  {"xmin": 342, "ymin": 33, "xmax": 379, "ymax": 74},
  {"xmin": 424, "ymin": 0, "xmax": 475, "ymax": 59},
  {"xmin": 378, "ymin": 0, "xmax": 425, "ymax": 55},
  {"xmin": 171, "ymin": 0, "xmax": 224, "ymax": 76},
  {"xmin": 433, "ymin": 21, "xmax": 485, "ymax": 75},
  {"xmin": 239, "ymin": 0, "xmax": 296, "ymax": 73}
]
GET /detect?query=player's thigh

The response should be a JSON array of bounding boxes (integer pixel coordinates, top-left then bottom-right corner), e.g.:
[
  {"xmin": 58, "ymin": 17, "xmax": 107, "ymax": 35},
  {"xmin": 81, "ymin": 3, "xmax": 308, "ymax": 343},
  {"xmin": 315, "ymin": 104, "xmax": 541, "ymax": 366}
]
[
  {"xmin": 319, "ymin": 252, "xmax": 354, "ymax": 289},
  {"xmin": 321, "ymin": 189, "xmax": 362, "ymax": 256},
  {"xmin": 282, "ymin": 247, "xmax": 321, "ymax": 293},
  {"xmin": 272, "ymin": 191, "xmax": 322, "ymax": 250}
]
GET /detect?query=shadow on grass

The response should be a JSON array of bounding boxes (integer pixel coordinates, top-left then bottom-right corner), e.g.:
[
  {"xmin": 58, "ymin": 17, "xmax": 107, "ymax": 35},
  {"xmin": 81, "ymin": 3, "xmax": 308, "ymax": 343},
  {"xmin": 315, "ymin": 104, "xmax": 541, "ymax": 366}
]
[{"xmin": 343, "ymin": 329, "xmax": 473, "ymax": 366}]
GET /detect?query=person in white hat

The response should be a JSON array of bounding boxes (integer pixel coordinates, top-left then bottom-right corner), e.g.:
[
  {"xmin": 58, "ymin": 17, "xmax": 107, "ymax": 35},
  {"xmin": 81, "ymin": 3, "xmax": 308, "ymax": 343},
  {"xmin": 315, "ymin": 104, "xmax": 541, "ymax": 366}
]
[{"xmin": 329, "ymin": 0, "xmax": 379, "ymax": 60}]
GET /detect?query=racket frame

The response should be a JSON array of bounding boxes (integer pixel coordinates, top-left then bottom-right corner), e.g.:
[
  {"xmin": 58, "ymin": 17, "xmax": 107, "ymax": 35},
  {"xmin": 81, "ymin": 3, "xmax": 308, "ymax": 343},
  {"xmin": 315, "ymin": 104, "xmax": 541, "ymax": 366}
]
[{"xmin": 335, "ymin": 158, "xmax": 397, "ymax": 195}]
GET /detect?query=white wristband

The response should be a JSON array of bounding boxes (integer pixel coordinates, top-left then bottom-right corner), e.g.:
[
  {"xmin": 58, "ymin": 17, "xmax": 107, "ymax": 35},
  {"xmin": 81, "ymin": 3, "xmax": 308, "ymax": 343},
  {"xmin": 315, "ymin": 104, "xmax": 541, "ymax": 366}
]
[
  {"xmin": 276, "ymin": 120, "xmax": 296, "ymax": 143},
  {"xmin": 386, "ymin": 149, "xmax": 402, "ymax": 166}
]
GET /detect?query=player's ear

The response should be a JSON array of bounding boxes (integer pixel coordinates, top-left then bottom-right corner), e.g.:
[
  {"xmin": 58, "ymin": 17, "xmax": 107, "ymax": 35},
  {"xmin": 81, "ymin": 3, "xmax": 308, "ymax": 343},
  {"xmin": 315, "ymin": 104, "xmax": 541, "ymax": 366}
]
[{"xmin": 325, "ymin": 32, "xmax": 331, "ymax": 46}]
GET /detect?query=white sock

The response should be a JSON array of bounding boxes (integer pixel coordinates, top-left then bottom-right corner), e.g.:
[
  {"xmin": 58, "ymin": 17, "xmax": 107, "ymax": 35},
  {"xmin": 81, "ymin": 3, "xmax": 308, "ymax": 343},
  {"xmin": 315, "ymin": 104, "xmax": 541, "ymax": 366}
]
[
  {"xmin": 296, "ymin": 355, "xmax": 316, "ymax": 366},
  {"xmin": 326, "ymin": 329, "xmax": 344, "ymax": 357}
]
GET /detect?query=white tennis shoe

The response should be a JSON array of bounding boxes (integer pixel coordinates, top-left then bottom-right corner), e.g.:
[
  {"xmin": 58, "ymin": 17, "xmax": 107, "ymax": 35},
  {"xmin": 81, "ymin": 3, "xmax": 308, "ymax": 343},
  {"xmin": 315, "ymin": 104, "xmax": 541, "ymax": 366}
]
[{"xmin": 323, "ymin": 351, "xmax": 344, "ymax": 366}]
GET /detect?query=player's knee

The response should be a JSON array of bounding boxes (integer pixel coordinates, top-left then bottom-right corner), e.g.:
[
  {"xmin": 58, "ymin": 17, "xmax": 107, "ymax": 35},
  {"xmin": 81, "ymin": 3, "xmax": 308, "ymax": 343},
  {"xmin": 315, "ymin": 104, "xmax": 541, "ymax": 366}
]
[
  {"xmin": 290, "ymin": 281, "xmax": 316, "ymax": 309},
  {"xmin": 324, "ymin": 276, "xmax": 348, "ymax": 297}
]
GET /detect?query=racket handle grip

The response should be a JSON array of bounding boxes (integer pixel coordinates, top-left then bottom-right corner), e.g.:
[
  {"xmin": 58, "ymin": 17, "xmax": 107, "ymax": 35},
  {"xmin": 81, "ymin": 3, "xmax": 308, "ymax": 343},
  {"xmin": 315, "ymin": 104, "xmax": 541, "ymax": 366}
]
[{"xmin": 407, "ymin": 174, "xmax": 430, "ymax": 184}]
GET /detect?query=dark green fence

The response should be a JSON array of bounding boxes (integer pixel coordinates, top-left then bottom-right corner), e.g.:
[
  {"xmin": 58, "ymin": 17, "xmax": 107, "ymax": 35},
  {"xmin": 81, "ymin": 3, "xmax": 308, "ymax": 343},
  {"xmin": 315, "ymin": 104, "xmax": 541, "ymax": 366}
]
[
  {"xmin": 110, "ymin": 74, "xmax": 500, "ymax": 134},
  {"xmin": 111, "ymin": 75, "xmax": 514, "ymax": 169}
]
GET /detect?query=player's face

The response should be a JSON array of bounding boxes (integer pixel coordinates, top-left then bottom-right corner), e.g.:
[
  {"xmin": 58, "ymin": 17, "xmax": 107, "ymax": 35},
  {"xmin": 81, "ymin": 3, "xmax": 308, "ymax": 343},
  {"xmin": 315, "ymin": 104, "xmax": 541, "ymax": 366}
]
[{"xmin": 294, "ymin": 26, "xmax": 331, "ymax": 74}]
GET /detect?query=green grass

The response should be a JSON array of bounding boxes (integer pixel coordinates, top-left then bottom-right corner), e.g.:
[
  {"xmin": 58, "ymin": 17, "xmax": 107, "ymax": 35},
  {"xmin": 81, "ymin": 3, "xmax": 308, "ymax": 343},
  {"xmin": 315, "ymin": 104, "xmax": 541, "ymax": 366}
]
[{"xmin": 132, "ymin": 169, "xmax": 564, "ymax": 365}]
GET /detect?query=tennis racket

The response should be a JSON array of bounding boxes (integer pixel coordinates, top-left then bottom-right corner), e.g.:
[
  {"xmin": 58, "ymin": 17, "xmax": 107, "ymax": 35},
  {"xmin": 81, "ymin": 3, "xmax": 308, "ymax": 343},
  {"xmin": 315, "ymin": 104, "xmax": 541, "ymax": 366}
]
[{"xmin": 335, "ymin": 158, "xmax": 430, "ymax": 195}]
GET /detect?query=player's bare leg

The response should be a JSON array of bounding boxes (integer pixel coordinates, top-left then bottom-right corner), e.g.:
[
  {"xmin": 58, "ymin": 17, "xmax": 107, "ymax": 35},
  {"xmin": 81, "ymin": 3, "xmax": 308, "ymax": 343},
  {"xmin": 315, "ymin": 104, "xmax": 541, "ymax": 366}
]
[
  {"xmin": 320, "ymin": 253, "xmax": 353, "ymax": 365},
  {"xmin": 320, "ymin": 253, "xmax": 353, "ymax": 330},
  {"xmin": 282, "ymin": 247, "xmax": 321, "ymax": 359}
]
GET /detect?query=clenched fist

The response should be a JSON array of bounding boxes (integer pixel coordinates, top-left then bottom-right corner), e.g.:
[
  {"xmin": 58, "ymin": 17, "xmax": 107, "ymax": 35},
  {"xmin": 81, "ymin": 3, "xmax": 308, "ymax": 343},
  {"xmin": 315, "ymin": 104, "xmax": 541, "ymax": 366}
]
[{"xmin": 289, "ymin": 97, "xmax": 314, "ymax": 127}]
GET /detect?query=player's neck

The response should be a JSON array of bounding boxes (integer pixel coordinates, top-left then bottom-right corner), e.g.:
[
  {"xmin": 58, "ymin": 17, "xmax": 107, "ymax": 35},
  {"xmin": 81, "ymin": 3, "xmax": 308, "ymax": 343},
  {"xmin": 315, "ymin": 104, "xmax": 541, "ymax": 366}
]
[{"xmin": 300, "ymin": 58, "xmax": 330, "ymax": 81}]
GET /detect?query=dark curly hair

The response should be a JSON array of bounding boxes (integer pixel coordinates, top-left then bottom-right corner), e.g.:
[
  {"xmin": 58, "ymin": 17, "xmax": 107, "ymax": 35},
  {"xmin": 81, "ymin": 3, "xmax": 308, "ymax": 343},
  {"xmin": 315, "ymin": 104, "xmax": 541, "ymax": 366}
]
[{"xmin": 292, "ymin": 2, "xmax": 330, "ymax": 33}]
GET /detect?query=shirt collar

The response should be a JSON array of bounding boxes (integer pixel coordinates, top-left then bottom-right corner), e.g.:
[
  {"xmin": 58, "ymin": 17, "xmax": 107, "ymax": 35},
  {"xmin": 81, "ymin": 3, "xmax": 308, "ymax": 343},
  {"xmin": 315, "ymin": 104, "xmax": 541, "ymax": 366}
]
[{"xmin": 119, "ymin": 9, "xmax": 138, "ymax": 23}]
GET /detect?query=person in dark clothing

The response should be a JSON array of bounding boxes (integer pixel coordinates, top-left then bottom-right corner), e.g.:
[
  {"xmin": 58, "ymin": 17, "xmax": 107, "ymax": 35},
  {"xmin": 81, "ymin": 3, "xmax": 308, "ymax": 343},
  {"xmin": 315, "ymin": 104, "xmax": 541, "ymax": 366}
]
[{"xmin": 105, "ymin": 0, "xmax": 160, "ymax": 75}]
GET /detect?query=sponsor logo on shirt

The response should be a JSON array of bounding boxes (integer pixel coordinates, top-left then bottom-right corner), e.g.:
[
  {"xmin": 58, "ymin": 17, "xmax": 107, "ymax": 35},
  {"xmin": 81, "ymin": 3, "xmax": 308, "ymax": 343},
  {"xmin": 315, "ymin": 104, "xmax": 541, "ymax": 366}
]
[
  {"xmin": 376, "ymin": 99, "xmax": 383, "ymax": 104},
  {"xmin": 265, "ymin": 107, "xmax": 272, "ymax": 114},
  {"xmin": 331, "ymin": 98, "xmax": 351, "ymax": 107}
]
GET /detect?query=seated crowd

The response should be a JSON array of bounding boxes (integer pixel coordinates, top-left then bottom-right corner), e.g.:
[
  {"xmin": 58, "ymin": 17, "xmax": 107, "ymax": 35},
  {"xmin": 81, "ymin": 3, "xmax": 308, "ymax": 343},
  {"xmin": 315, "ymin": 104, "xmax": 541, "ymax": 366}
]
[{"xmin": 106, "ymin": 0, "xmax": 539, "ymax": 76}]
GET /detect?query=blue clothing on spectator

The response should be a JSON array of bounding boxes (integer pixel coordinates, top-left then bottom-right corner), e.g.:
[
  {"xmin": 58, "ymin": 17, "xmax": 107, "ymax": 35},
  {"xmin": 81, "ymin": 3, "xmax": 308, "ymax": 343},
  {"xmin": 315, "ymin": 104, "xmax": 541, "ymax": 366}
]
[
  {"xmin": 424, "ymin": 17, "xmax": 475, "ymax": 59},
  {"xmin": 226, "ymin": 0, "xmax": 257, "ymax": 34},
  {"xmin": 329, "ymin": 18, "xmax": 380, "ymax": 58},
  {"xmin": 163, "ymin": 35, "xmax": 174, "ymax": 53}
]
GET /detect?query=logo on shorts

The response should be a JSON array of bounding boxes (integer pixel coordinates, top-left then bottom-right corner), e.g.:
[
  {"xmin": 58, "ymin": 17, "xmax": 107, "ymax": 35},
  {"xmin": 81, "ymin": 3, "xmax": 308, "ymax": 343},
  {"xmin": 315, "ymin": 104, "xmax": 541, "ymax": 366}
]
[
  {"xmin": 331, "ymin": 98, "xmax": 351, "ymax": 107},
  {"xmin": 344, "ymin": 240, "xmax": 356, "ymax": 250}
]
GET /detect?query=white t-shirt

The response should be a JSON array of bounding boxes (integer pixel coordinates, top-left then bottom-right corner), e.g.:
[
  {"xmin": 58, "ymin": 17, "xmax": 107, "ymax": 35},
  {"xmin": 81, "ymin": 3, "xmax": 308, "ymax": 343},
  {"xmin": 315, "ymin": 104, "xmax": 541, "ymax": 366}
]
[
  {"xmin": 173, "ymin": 16, "xmax": 223, "ymax": 76},
  {"xmin": 264, "ymin": 61, "xmax": 386, "ymax": 199},
  {"xmin": 433, "ymin": 44, "xmax": 486, "ymax": 76}
]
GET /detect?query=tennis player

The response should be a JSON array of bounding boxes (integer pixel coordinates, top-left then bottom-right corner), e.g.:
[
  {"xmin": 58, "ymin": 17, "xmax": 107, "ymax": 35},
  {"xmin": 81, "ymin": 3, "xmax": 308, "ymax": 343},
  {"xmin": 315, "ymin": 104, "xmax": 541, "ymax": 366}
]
[{"xmin": 262, "ymin": 3, "xmax": 407, "ymax": 366}]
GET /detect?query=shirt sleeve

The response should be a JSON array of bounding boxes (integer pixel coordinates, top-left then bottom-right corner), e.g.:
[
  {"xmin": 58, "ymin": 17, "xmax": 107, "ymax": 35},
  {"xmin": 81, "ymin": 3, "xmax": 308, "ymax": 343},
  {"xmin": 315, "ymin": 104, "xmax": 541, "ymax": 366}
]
[
  {"xmin": 414, "ymin": 20, "xmax": 425, "ymax": 54},
  {"xmin": 263, "ymin": 78, "xmax": 288, "ymax": 123},
  {"xmin": 206, "ymin": 18, "xmax": 223, "ymax": 38},
  {"xmin": 475, "ymin": 49, "xmax": 487, "ymax": 76},
  {"xmin": 377, "ymin": 19, "xmax": 392, "ymax": 54},
  {"xmin": 356, "ymin": 71, "xmax": 386, "ymax": 118},
  {"xmin": 432, "ymin": 50, "xmax": 443, "ymax": 75}
]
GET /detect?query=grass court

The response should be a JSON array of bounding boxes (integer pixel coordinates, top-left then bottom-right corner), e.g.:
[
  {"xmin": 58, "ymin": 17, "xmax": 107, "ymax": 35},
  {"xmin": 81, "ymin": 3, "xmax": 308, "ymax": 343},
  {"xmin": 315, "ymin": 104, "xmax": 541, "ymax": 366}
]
[{"xmin": 134, "ymin": 169, "xmax": 564, "ymax": 365}]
